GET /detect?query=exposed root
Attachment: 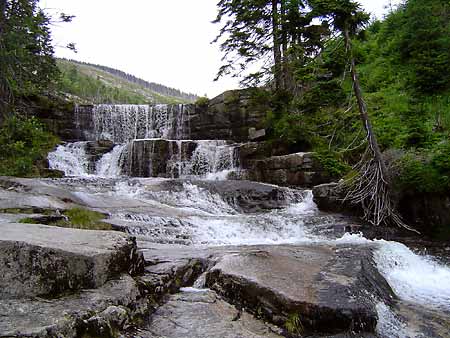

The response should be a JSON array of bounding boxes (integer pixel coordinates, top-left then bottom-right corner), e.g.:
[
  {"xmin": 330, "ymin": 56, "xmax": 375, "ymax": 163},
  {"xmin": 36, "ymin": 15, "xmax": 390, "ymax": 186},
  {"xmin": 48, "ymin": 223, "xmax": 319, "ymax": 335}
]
[{"xmin": 340, "ymin": 147, "xmax": 419, "ymax": 233}]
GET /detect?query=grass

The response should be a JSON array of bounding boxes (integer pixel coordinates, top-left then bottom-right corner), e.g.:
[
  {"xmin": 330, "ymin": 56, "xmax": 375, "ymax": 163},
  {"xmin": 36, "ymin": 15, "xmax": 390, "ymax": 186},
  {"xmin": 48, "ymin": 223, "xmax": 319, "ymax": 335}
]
[
  {"xmin": 18, "ymin": 207, "xmax": 113, "ymax": 231},
  {"xmin": 285, "ymin": 313, "xmax": 304, "ymax": 336}
]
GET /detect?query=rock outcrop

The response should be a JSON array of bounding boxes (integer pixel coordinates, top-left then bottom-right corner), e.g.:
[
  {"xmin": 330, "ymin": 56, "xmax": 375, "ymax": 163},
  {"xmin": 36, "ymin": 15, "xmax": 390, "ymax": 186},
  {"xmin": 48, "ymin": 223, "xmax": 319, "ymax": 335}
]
[
  {"xmin": 132, "ymin": 289, "xmax": 283, "ymax": 338},
  {"xmin": 0, "ymin": 222, "xmax": 143, "ymax": 299},
  {"xmin": 205, "ymin": 244, "xmax": 394, "ymax": 336},
  {"xmin": 239, "ymin": 152, "xmax": 330, "ymax": 187},
  {"xmin": 189, "ymin": 89, "xmax": 267, "ymax": 141}
]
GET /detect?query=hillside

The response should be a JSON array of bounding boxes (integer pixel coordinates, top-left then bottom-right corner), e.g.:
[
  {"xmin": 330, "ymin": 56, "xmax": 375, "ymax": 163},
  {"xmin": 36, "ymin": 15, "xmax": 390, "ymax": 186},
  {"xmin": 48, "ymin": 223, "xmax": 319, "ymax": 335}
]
[{"xmin": 56, "ymin": 59, "xmax": 199, "ymax": 104}]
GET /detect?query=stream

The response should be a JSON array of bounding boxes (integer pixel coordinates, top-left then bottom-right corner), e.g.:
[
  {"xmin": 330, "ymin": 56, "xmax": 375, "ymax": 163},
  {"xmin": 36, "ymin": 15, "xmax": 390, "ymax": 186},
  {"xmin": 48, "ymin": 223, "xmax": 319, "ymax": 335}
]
[{"xmin": 44, "ymin": 104, "xmax": 450, "ymax": 337}]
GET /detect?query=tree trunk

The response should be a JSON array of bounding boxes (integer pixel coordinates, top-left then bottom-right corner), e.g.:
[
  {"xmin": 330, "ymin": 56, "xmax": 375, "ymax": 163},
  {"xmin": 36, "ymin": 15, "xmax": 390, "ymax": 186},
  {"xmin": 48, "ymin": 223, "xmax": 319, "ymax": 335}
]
[
  {"xmin": 344, "ymin": 27, "xmax": 389, "ymax": 182},
  {"xmin": 0, "ymin": 0, "xmax": 10, "ymax": 120},
  {"xmin": 272, "ymin": 0, "xmax": 283, "ymax": 90}
]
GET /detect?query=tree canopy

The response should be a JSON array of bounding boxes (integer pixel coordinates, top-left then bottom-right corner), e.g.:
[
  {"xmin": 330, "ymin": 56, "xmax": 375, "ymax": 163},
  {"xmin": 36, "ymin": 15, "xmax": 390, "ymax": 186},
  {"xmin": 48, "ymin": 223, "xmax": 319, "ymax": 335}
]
[{"xmin": 0, "ymin": 0, "xmax": 58, "ymax": 115}]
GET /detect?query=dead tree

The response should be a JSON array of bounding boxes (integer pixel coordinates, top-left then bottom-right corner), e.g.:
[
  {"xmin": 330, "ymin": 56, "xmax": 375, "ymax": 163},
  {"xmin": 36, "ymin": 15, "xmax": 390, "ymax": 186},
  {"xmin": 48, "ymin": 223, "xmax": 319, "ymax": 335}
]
[{"xmin": 340, "ymin": 27, "xmax": 416, "ymax": 232}]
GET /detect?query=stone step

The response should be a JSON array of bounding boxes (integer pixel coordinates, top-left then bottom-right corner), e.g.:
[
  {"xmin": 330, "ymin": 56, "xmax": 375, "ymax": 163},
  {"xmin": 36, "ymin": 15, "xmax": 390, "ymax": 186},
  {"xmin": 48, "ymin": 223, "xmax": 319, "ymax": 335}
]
[
  {"xmin": 127, "ymin": 289, "xmax": 284, "ymax": 338},
  {"xmin": 0, "ymin": 222, "xmax": 143, "ymax": 299},
  {"xmin": 205, "ymin": 244, "xmax": 395, "ymax": 336},
  {"xmin": 0, "ymin": 274, "xmax": 145, "ymax": 337}
]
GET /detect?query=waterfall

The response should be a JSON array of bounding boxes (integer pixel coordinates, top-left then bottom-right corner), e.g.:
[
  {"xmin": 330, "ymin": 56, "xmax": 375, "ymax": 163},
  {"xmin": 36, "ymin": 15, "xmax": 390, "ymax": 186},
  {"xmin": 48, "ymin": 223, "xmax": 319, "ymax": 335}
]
[
  {"xmin": 122, "ymin": 139, "xmax": 239, "ymax": 179},
  {"xmin": 96, "ymin": 144, "xmax": 127, "ymax": 177},
  {"xmin": 90, "ymin": 104, "xmax": 190, "ymax": 143},
  {"xmin": 52, "ymin": 104, "xmax": 240, "ymax": 179},
  {"xmin": 48, "ymin": 142, "xmax": 91, "ymax": 176}
]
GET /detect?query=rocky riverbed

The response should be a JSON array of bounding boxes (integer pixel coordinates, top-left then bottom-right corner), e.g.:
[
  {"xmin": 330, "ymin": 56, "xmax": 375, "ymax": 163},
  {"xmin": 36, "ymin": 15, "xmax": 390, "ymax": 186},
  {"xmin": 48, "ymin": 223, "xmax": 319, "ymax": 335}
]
[{"xmin": 1, "ymin": 176, "xmax": 450, "ymax": 337}]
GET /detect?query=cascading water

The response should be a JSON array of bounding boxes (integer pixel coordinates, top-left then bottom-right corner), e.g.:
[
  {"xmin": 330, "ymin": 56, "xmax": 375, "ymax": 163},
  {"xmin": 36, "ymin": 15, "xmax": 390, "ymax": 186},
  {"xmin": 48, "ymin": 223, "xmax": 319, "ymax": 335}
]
[
  {"xmin": 46, "ymin": 104, "xmax": 450, "ymax": 336},
  {"xmin": 90, "ymin": 104, "xmax": 190, "ymax": 142},
  {"xmin": 48, "ymin": 142, "xmax": 91, "ymax": 176},
  {"xmin": 96, "ymin": 144, "xmax": 127, "ymax": 178},
  {"xmin": 49, "ymin": 104, "xmax": 239, "ymax": 179}
]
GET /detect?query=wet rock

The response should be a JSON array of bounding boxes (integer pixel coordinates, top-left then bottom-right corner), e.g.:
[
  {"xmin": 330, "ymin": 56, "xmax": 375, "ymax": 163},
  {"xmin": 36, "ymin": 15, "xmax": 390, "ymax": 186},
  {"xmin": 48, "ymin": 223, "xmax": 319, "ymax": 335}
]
[
  {"xmin": 157, "ymin": 179, "xmax": 306, "ymax": 212},
  {"xmin": 0, "ymin": 274, "xmax": 147, "ymax": 337},
  {"xmin": 312, "ymin": 183, "xmax": 360, "ymax": 216},
  {"xmin": 38, "ymin": 168, "xmax": 65, "ymax": 178},
  {"xmin": 129, "ymin": 289, "xmax": 283, "ymax": 338},
  {"xmin": 189, "ymin": 89, "xmax": 267, "ymax": 142},
  {"xmin": 205, "ymin": 244, "xmax": 395, "ymax": 336},
  {"xmin": 242, "ymin": 152, "xmax": 331, "ymax": 187},
  {"xmin": 122, "ymin": 139, "xmax": 198, "ymax": 178},
  {"xmin": 0, "ymin": 222, "xmax": 144, "ymax": 299},
  {"xmin": 138, "ymin": 258, "xmax": 207, "ymax": 299},
  {"xmin": 85, "ymin": 140, "xmax": 115, "ymax": 173}
]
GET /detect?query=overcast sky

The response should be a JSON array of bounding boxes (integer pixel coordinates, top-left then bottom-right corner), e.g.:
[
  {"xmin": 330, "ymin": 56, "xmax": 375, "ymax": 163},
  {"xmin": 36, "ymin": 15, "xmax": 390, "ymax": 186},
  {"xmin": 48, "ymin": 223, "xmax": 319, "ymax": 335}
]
[{"xmin": 42, "ymin": 0, "xmax": 399, "ymax": 98}]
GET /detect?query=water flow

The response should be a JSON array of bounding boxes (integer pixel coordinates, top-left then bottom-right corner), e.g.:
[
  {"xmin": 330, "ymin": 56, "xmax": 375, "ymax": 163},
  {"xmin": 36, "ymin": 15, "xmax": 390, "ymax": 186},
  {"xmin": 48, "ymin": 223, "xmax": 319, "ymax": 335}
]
[
  {"xmin": 374, "ymin": 240, "xmax": 450, "ymax": 312},
  {"xmin": 173, "ymin": 140, "xmax": 239, "ymax": 179},
  {"xmin": 91, "ymin": 104, "xmax": 190, "ymax": 142},
  {"xmin": 48, "ymin": 142, "xmax": 90, "ymax": 176},
  {"xmin": 96, "ymin": 144, "xmax": 126, "ymax": 177}
]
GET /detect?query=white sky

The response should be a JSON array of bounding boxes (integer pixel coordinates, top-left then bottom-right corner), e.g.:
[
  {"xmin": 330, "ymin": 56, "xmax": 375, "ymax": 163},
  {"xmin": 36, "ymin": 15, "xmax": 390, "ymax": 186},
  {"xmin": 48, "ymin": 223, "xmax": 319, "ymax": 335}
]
[{"xmin": 41, "ymin": 0, "xmax": 399, "ymax": 98}]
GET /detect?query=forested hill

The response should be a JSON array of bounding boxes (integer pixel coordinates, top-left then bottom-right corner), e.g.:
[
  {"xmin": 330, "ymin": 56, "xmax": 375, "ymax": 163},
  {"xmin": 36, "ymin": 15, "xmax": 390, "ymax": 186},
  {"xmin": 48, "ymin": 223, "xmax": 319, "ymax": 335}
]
[{"xmin": 57, "ymin": 59, "xmax": 199, "ymax": 104}]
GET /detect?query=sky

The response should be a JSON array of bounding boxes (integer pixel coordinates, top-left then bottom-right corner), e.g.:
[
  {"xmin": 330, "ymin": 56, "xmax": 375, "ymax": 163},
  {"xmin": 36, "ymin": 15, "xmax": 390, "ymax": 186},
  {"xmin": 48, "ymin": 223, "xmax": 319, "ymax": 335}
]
[{"xmin": 42, "ymin": 0, "xmax": 400, "ymax": 98}]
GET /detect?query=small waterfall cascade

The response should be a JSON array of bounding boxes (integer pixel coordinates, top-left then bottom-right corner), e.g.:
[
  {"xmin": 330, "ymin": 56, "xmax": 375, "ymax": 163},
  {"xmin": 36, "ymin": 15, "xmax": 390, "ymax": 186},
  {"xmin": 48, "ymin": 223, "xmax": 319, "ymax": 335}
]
[
  {"xmin": 48, "ymin": 142, "xmax": 91, "ymax": 176},
  {"xmin": 50, "ymin": 104, "xmax": 239, "ymax": 179},
  {"xmin": 121, "ymin": 139, "xmax": 239, "ymax": 179},
  {"xmin": 87, "ymin": 104, "xmax": 190, "ymax": 143}
]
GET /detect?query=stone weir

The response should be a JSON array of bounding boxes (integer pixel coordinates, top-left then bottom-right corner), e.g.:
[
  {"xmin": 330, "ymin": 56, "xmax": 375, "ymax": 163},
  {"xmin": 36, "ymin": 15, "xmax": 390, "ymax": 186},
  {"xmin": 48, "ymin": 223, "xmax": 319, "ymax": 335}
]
[
  {"xmin": 46, "ymin": 89, "xmax": 331, "ymax": 186},
  {"xmin": 71, "ymin": 90, "xmax": 267, "ymax": 143}
]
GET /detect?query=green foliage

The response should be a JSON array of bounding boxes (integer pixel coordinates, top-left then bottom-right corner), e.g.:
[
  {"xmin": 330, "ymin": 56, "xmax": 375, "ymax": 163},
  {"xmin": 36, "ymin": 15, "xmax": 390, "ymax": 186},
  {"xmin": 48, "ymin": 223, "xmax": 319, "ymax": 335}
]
[
  {"xmin": 18, "ymin": 207, "xmax": 111, "ymax": 230},
  {"xmin": 285, "ymin": 313, "xmax": 304, "ymax": 335},
  {"xmin": 195, "ymin": 97, "xmax": 210, "ymax": 107},
  {"xmin": 57, "ymin": 62, "xmax": 149, "ymax": 104},
  {"xmin": 0, "ymin": 115, "xmax": 59, "ymax": 177},
  {"xmin": 0, "ymin": 0, "xmax": 59, "ymax": 109},
  {"xmin": 393, "ymin": 141, "xmax": 450, "ymax": 195},
  {"xmin": 60, "ymin": 207, "xmax": 111, "ymax": 230},
  {"xmin": 313, "ymin": 149, "xmax": 351, "ymax": 178},
  {"xmin": 56, "ymin": 59, "xmax": 189, "ymax": 104},
  {"xmin": 18, "ymin": 217, "xmax": 37, "ymax": 224}
]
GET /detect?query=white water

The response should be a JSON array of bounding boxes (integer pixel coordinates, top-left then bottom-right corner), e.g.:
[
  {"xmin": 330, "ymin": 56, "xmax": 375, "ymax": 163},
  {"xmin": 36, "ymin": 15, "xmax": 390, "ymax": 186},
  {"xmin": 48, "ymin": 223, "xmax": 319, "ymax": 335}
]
[
  {"xmin": 90, "ymin": 104, "xmax": 189, "ymax": 142},
  {"xmin": 375, "ymin": 302, "xmax": 410, "ymax": 338},
  {"xmin": 51, "ymin": 104, "xmax": 241, "ymax": 179},
  {"xmin": 49, "ymin": 103, "xmax": 450, "ymax": 334},
  {"xmin": 48, "ymin": 142, "xmax": 91, "ymax": 177},
  {"xmin": 175, "ymin": 140, "xmax": 239, "ymax": 178},
  {"xmin": 375, "ymin": 240, "xmax": 450, "ymax": 312},
  {"xmin": 96, "ymin": 144, "xmax": 126, "ymax": 177},
  {"xmin": 335, "ymin": 233, "xmax": 450, "ymax": 313}
]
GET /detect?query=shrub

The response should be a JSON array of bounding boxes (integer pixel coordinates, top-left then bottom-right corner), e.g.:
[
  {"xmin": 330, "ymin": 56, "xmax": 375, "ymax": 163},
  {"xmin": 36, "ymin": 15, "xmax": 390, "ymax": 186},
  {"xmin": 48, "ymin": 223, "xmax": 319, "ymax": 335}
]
[
  {"xmin": 0, "ymin": 115, "xmax": 59, "ymax": 177},
  {"xmin": 313, "ymin": 149, "xmax": 351, "ymax": 178},
  {"xmin": 195, "ymin": 96, "xmax": 209, "ymax": 107}
]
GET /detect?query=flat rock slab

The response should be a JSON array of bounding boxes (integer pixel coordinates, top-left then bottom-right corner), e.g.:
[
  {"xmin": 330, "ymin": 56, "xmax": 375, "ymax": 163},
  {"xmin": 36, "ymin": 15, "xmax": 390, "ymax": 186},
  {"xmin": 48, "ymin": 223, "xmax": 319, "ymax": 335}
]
[
  {"xmin": 0, "ymin": 222, "xmax": 142, "ymax": 298},
  {"xmin": 0, "ymin": 274, "xmax": 144, "ymax": 337},
  {"xmin": 205, "ymin": 244, "xmax": 394, "ymax": 335},
  {"xmin": 131, "ymin": 289, "xmax": 283, "ymax": 338}
]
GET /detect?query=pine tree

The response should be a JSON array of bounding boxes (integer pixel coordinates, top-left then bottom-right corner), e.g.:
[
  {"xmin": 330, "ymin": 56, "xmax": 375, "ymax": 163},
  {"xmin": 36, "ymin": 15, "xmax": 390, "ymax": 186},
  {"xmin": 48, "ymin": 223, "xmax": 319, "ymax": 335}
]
[
  {"xmin": 0, "ymin": 0, "xmax": 58, "ymax": 116},
  {"xmin": 311, "ymin": 0, "xmax": 415, "ymax": 230},
  {"xmin": 213, "ymin": 0, "xmax": 329, "ymax": 91}
]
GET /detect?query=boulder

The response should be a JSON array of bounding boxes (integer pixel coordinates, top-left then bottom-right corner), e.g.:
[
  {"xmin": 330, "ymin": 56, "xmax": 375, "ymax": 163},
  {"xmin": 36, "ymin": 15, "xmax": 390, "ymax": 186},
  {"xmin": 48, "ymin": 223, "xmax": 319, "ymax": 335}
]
[
  {"xmin": 243, "ymin": 152, "xmax": 330, "ymax": 187},
  {"xmin": 0, "ymin": 274, "xmax": 146, "ymax": 337},
  {"xmin": 0, "ymin": 222, "xmax": 144, "ymax": 299},
  {"xmin": 312, "ymin": 182, "xmax": 362, "ymax": 217},
  {"xmin": 205, "ymin": 244, "xmax": 395, "ymax": 336},
  {"xmin": 134, "ymin": 289, "xmax": 283, "ymax": 338},
  {"xmin": 189, "ymin": 89, "xmax": 267, "ymax": 142}
]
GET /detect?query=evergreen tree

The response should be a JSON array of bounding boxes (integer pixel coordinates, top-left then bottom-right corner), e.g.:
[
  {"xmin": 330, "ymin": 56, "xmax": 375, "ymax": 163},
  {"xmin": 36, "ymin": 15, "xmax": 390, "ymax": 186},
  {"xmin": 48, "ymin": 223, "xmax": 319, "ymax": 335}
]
[
  {"xmin": 310, "ymin": 0, "xmax": 415, "ymax": 229},
  {"xmin": 0, "ymin": 0, "xmax": 58, "ymax": 116},
  {"xmin": 213, "ymin": 0, "xmax": 329, "ymax": 91}
]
